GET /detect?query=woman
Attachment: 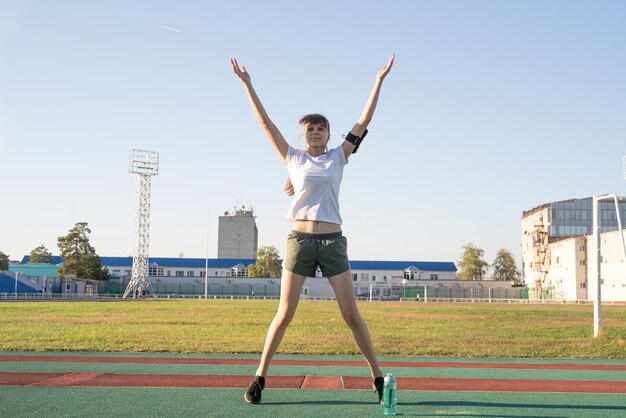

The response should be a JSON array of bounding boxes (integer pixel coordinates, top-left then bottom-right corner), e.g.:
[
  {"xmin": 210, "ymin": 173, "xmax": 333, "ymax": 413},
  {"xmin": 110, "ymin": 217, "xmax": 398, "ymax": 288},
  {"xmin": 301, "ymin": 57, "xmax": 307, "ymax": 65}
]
[{"xmin": 231, "ymin": 54, "xmax": 394, "ymax": 404}]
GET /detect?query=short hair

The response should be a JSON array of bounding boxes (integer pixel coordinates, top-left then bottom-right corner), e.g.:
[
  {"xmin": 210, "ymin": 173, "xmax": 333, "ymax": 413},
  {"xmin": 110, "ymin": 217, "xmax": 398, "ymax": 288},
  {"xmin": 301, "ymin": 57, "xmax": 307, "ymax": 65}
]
[{"xmin": 298, "ymin": 113, "xmax": 330, "ymax": 132}]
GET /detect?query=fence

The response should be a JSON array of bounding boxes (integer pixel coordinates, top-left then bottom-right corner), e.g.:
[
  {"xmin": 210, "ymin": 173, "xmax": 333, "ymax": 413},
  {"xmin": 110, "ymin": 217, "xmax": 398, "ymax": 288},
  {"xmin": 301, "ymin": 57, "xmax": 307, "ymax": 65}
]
[
  {"xmin": 1, "ymin": 284, "xmax": 577, "ymax": 303},
  {"xmin": 0, "ymin": 291, "xmax": 603, "ymax": 304},
  {"xmin": 402, "ymin": 285, "xmax": 528, "ymax": 301},
  {"xmin": 102, "ymin": 281, "xmax": 281, "ymax": 298}
]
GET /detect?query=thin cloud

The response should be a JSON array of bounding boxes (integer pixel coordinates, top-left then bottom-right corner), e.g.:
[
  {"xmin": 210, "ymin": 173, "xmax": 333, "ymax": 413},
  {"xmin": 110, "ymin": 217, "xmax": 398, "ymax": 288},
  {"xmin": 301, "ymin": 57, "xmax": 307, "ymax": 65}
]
[{"xmin": 136, "ymin": 18, "xmax": 181, "ymax": 33}]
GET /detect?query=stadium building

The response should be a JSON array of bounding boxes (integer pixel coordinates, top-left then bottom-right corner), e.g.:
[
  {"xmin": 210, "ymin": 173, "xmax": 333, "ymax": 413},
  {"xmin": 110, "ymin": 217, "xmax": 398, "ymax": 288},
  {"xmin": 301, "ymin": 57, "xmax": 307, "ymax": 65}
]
[
  {"xmin": 1, "ymin": 255, "xmax": 524, "ymax": 300},
  {"xmin": 97, "ymin": 256, "xmax": 460, "ymax": 300},
  {"xmin": 521, "ymin": 196, "xmax": 626, "ymax": 301}
]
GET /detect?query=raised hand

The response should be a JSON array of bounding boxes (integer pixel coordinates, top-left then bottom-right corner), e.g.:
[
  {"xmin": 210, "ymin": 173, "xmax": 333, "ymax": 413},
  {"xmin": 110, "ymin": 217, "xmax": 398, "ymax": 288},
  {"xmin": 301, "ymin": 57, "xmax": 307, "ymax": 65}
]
[
  {"xmin": 377, "ymin": 54, "xmax": 395, "ymax": 80},
  {"xmin": 230, "ymin": 57, "xmax": 289, "ymax": 160},
  {"xmin": 231, "ymin": 58, "xmax": 251, "ymax": 84}
]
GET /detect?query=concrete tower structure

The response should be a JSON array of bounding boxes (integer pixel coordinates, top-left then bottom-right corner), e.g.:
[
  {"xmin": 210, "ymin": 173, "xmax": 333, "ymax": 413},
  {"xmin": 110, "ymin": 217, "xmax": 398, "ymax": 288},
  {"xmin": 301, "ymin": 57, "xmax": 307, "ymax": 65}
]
[{"xmin": 218, "ymin": 206, "xmax": 258, "ymax": 259}]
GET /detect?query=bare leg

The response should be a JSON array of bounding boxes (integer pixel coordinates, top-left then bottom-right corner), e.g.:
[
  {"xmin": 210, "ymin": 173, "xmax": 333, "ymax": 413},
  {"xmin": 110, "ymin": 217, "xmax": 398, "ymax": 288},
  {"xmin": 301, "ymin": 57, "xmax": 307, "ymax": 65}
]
[
  {"xmin": 328, "ymin": 270, "xmax": 383, "ymax": 378},
  {"xmin": 255, "ymin": 270, "xmax": 306, "ymax": 377}
]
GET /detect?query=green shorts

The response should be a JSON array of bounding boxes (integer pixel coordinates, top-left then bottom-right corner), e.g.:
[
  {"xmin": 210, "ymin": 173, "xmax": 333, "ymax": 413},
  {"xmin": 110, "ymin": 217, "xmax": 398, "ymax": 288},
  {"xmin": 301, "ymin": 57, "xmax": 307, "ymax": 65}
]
[{"xmin": 283, "ymin": 231, "xmax": 351, "ymax": 278}]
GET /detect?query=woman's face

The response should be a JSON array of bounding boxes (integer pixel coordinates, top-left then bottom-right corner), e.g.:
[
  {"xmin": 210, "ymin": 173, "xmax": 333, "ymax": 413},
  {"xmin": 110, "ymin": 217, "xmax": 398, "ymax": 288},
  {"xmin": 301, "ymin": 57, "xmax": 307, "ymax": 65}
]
[{"xmin": 304, "ymin": 123, "xmax": 330, "ymax": 148}]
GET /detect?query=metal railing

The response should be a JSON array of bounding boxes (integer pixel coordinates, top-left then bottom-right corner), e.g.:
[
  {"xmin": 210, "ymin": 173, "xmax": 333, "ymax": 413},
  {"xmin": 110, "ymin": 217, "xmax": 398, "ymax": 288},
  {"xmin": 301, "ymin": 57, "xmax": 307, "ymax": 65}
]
[{"xmin": 2, "ymin": 291, "xmax": 609, "ymax": 304}]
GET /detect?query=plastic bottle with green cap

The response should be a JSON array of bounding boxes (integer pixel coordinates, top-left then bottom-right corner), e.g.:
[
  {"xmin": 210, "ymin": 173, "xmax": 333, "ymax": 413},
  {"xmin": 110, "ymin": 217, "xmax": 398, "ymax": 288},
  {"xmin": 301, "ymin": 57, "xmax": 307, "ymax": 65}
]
[{"xmin": 383, "ymin": 372, "xmax": 397, "ymax": 416}]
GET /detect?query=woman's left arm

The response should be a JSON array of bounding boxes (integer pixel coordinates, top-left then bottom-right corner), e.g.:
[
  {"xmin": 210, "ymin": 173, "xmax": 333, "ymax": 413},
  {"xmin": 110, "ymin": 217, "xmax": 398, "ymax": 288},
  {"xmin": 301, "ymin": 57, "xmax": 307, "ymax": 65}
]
[{"xmin": 343, "ymin": 54, "xmax": 395, "ymax": 157}]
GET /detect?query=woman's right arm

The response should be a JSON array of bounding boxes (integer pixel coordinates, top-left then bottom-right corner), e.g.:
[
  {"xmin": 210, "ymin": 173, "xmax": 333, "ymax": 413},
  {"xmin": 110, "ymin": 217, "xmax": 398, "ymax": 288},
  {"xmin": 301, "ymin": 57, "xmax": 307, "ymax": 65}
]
[{"xmin": 231, "ymin": 58, "xmax": 289, "ymax": 160}]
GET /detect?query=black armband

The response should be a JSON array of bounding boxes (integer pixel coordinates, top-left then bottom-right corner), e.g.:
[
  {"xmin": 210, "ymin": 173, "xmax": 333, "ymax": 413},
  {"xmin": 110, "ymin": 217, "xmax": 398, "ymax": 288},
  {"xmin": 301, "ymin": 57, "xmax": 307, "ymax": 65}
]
[{"xmin": 344, "ymin": 129, "xmax": 368, "ymax": 154}]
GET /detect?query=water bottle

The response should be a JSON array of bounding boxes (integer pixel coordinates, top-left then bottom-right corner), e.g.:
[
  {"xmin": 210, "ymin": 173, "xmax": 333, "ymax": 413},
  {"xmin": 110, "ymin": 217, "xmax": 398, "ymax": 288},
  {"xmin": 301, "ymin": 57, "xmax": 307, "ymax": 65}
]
[{"xmin": 383, "ymin": 372, "xmax": 397, "ymax": 416}]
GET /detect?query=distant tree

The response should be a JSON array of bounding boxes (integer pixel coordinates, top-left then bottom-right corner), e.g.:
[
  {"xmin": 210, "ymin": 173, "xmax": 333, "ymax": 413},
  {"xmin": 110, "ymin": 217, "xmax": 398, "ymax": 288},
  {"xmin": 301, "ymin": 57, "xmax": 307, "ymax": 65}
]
[
  {"xmin": 457, "ymin": 243, "xmax": 489, "ymax": 281},
  {"xmin": 492, "ymin": 248, "xmax": 521, "ymax": 283},
  {"xmin": 29, "ymin": 245, "xmax": 54, "ymax": 264},
  {"xmin": 249, "ymin": 245, "xmax": 282, "ymax": 278},
  {"xmin": 0, "ymin": 252, "xmax": 9, "ymax": 270},
  {"xmin": 57, "ymin": 222, "xmax": 108, "ymax": 280},
  {"xmin": 247, "ymin": 264, "xmax": 257, "ymax": 277}
]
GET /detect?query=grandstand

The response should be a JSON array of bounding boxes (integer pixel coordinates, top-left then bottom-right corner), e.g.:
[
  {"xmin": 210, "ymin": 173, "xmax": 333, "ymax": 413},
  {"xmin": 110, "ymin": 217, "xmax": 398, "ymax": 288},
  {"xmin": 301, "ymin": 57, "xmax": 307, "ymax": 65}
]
[{"xmin": 0, "ymin": 272, "xmax": 41, "ymax": 295}]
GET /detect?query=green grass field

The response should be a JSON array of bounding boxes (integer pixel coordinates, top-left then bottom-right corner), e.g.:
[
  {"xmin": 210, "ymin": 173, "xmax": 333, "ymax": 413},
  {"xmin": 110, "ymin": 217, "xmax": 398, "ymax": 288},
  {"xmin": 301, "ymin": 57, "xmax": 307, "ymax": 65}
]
[{"xmin": 1, "ymin": 300, "xmax": 625, "ymax": 358}]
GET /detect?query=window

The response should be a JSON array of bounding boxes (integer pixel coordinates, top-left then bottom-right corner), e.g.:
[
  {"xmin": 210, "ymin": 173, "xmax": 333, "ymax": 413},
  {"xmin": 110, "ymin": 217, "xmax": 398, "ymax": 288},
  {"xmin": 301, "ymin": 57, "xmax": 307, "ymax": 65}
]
[
  {"xmin": 353, "ymin": 273, "xmax": 358, "ymax": 281},
  {"xmin": 176, "ymin": 271, "xmax": 184, "ymax": 277},
  {"xmin": 580, "ymin": 283, "xmax": 587, "ymax": 289},
  {"xmin": 124, "ymin": 270, "xmax": 131, "ymax": 276},
  {"xmin": 148, "ymin": 267, "xmax": 164, "ymax": 276},
  {"xmin": 602, "ymin": 210, "xmax": 616, "ymax": 221},
  {"xmin": 372, "ymin": 275, "xmax": 376, "ymax": 282},
  {"xmin": 231, "ymin": 267, "xmax": 247, "ymax": 277},
  {"xmin": 187, "ymin": 271, "xmax": 195, "ymax": 277},
  {"xmin": 66, "ymin": 283, "xmax": 72, "ymax": 291},
  {"xmin": 430, "ymin": 274, "xmax": 438, "ymax": 280},
  {"xmin": 383, "ymin": 276, "xmax": 388, "ymax": 282},
  {"xmin": 112, "ymin": 270, "xmax": 121, "ymax": 276}
]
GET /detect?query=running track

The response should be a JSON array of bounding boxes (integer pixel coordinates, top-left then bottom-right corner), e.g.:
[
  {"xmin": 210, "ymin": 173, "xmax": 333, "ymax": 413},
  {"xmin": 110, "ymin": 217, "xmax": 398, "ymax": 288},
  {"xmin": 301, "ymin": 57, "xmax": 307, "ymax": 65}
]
[{"xmin": 2, "ymin": 354, "xmax": 626, "ymax": 393}]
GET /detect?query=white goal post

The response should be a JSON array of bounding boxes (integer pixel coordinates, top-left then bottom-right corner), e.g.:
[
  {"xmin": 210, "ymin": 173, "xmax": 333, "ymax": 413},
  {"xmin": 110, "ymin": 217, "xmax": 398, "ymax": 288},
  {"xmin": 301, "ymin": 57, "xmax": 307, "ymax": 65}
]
[{"xmin": 592, "ymin": 194, "xmax": 626, "ymax": 337}]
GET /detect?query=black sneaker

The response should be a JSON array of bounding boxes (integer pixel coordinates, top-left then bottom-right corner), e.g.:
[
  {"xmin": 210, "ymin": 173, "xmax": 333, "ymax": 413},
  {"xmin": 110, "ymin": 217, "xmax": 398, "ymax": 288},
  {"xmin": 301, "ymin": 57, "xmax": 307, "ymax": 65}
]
[
  {"xmin": 244, "ymin": 375, "xmax": 265, "ymax": 404},
  {"xmin": 373, "ymin": 376, "xmax": 384, "ymax": 404}
]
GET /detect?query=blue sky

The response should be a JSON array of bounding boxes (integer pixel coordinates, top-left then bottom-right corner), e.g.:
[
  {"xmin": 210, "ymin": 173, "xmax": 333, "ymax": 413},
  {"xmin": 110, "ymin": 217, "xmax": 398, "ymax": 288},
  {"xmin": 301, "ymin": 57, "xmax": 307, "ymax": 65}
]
[{"xmin": 1, "ymin": 0, "xmax": 625, "ymax": 269}]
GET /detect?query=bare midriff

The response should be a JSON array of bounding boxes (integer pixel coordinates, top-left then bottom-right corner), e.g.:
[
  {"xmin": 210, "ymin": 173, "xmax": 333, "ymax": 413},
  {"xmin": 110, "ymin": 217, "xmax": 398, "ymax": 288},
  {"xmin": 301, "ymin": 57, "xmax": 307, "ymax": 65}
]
[{"xmin": 291, "ymin": 219, "xmax": 341, "ymax": 234}]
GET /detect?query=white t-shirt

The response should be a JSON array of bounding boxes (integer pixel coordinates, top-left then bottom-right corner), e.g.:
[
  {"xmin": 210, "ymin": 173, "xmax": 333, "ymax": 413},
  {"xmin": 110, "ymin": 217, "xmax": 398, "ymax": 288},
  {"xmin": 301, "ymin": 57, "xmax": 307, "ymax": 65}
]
[{"xmin": 285, "ymin": 145, "xmax": 348, "ymax": 225}]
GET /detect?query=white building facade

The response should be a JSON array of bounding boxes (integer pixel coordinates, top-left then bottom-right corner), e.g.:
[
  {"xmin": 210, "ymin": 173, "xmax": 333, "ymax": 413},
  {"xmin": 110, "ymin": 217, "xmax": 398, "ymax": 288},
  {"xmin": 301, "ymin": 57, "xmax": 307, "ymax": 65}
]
[
  {"xmin": 522, "ymin": 197, "xmax": 626, "ymax": 301},
  {"xmin": 14, "ymin": 256, "xmax": 530, "ymax": 300},
  {"xmin": 587, "ymin": 230, "xmax": 626, "ymax": 302},
  {"xmin": 96, "ymin": 257, "xmax": 460, "ymax": 299}
]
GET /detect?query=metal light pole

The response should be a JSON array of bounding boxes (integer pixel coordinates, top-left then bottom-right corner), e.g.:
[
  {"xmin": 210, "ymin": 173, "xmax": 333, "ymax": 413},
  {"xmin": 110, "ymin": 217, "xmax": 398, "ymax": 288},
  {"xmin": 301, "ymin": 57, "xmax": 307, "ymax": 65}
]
[
  {"xmin": 205, "ymin": 209, "xmax": 209, "ymax": 299},
  {"xmin": 14, "ymin": 272, "xmax": 21, "ymax": 299}
]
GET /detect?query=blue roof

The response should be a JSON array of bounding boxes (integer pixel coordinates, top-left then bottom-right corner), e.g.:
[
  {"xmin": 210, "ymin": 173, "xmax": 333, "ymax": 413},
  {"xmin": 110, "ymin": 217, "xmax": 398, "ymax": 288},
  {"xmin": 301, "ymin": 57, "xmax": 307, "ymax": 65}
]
[
  {"xmin": 20, "ymin": 256, "xmax": 256, "ymax": 269},
  {"xmin": 20, "ymin": 256, "xmax": 64, "ymax": 265},
  {"xmin": 350, "ymin": 260, "xmax": 457, "ymax": 272},
  {"xmin": 19, "ymin": 256, "xmax": 456, "ymax": 272},
  {"xmin": 98, "ymin": 257, "xmax": 257, "ymax": 269}
]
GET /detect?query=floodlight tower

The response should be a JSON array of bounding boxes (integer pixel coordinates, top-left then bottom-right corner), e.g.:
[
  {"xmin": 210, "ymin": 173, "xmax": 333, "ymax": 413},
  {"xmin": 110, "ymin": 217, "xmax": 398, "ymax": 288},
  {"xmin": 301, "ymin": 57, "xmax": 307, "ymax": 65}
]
[{"xmin": 124, "ymin": 149, "xmax": 159, "ymax": 298}]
